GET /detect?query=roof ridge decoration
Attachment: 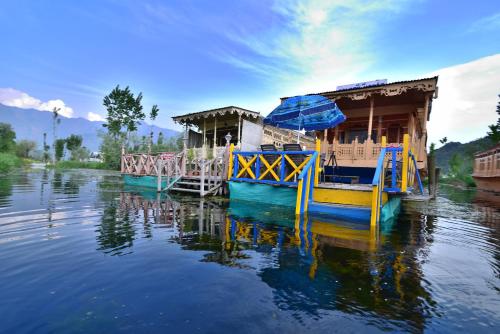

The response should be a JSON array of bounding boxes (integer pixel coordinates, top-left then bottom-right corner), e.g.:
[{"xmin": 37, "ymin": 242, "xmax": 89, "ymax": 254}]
[{"xmin": 281, "ymin": 76, "xmax": 439, "ymax": 101}]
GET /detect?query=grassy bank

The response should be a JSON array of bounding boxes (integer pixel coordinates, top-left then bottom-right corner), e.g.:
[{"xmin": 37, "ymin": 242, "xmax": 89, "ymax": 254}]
[
  {"xmin": 440, "ymin": 175, "xmax": 476, "ymax": 188},
  {"xmin": 0, "ymin": 153, "xmax": 23, "ymax": 174},
  {"xmin": 54, "ymin": 160, "xmax": 111, "ymax": 170}
]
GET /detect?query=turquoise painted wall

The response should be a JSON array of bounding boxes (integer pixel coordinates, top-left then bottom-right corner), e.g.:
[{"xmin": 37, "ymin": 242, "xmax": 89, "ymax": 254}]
[
  {"xmin": 123, "ymin": 174, "xmax": 167, "ymax": 189},
  {"xmin": 229, "ymin": 182, "xmax": 297, "ymax": 208}
]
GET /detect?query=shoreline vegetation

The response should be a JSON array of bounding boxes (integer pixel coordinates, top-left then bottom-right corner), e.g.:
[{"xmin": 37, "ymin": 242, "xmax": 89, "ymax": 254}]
[{"xmin": 0, "ymin": 153, "xmax": 23, "ymax": 174}]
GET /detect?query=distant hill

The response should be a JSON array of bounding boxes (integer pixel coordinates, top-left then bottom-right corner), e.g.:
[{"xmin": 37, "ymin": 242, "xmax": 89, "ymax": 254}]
[
  {"xmin": 434, "ymin": 136, "xmax": 497, "ymax": 173},
  {"xmin": 0, "ymin": 104, "xmax": 179, "ymax": 151}
]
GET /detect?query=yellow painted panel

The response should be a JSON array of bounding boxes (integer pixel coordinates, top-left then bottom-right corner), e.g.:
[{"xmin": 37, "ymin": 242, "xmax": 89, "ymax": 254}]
[{"xmin": 313, "ymin": 188, "xmax": 388, "ymax": 206}]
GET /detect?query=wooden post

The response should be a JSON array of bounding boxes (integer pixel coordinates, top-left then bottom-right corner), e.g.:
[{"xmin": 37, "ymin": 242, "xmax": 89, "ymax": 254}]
[
  {"xmin": 120, "ymin": 145, "xmax": 125, "ymax": 173},
  {"xmin": 428, "ymin": 155, "xmax": 435, "ymax": 198},
  {"xmin": 200, "ymin": 160, "xmax": 205, "ymax": 197},
  {"xmin": 182, "ymin": 124, "xmax": 188, "ymax": 176},
  {"xmin": 314, "ymin": 139, "xmax": 320, "ymax": 187},
  {"xmin": 157, "ymin": 159, "xmax": 162, "ymax": 192},
  {"xmin": 367, "ymin": 95, "xmax": 374, "ymax": 141},
  {"xmin": 213, "ymin": 117, "xmax": 217, "ymax": 158},
  {"xmin": 377, "ymin": 116, "xmax": 383, "ymax": 143},
  {"xmin": 237, "ymin": 114, "xmax": 242, "ymax": 148},
  {"xmin": 434, "ymin": 167, "xmax": 441, "ymax": 198},
  {"xmin": 227, "ymin": 143, "xmax": 234, "ymax": 180},
  {"xmin": 401, "ymin": 134, "xmax": 410, "ymax": 192}
]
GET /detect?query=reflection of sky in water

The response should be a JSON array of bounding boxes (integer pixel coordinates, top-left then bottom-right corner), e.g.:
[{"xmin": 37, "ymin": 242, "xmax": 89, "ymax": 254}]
[{"xmin": 0, "ymin": 169, "xmax": 499, "ymax": 333}]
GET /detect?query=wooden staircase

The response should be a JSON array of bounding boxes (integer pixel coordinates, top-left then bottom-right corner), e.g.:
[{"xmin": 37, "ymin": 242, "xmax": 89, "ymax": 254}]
[
  {"xmin": 170, "ymin": 176, "xmax": 223, "ymax": 196},
  {"xmin": 307, "ymin": 183, "xmax": 388, "ymax": 222}
]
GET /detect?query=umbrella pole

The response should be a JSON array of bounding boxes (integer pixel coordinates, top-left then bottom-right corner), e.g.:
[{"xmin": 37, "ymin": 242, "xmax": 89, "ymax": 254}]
[{"xmin": 297, "ymin": 123, "xmax": 301, "ymax": 144}]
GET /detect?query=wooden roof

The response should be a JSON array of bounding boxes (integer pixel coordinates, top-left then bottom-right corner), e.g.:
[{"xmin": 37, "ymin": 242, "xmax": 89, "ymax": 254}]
[
  {"xmin": 282, "ymin": 76, "xmax": 439, "ymax": 101},
  {"xmin": 172, "ymin": 106, "xmax": 261, "ymax": 126}
]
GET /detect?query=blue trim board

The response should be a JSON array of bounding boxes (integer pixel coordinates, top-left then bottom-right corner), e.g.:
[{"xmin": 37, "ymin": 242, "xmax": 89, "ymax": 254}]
[{"xmin": 308, "ymin": 202, "xmax": 371, "ymax": 222}]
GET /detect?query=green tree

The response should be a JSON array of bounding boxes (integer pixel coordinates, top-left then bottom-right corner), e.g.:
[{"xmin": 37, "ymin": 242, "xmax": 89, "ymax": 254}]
[
  {"xmin": 71, "ymin": 146, "xmax": 90, "ymax": 161},
  {"xmin": 99, "ymin": 131, "xmax": 124, "ymax": 170},
  {"xmin": 0, "ymin": 123, "xmax": 16, "ymax": 152},
  {"xmin": 157, "ymin": 132, "xmax": 164, "ymax": 146},
  {"xmin": 54, "ymin": 139, "xmax": 66, "ymax": 162},
  {"xmin": 43, "ymin": 132, "xmax": 50, "ymax": 163},
  {"xmin": 148, "ymin": 104, "xmax": 159, "ymax": 153},
  {"xmin": 66, "ymin": 134, "xmax": 83, "ymax": 160},
  {"xmin": 487, "ymin": 94, "xmax": 500, "ymax": 144},
  {"xmin": 102, "ymin": 85, "xmax": 145, "ymax": 141},
  {"xmin": 16, "ymin": 140, "xmax": 37, "ymax": 158},
  {"xmin": 52, "ymin": 107, "xmax": 61, "ymax": 162}
]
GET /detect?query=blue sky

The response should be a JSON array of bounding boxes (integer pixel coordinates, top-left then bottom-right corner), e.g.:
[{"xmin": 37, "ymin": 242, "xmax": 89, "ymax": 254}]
[{"xmin": 0, "ymin": 0, "xmax": 499, "ymax": 143}]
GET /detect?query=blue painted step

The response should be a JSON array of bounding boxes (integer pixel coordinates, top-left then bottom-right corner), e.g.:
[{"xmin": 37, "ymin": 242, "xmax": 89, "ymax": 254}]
[{"xmin": 308, "ymin": 201, "xmax": 371, "ymax": 222}]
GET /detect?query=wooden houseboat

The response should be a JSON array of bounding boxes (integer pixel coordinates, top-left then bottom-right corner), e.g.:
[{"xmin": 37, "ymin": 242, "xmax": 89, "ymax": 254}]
[
  {"xmin": 472, "ymin": 144, "xmax": 500, "ymax": 193},
  {"xmin": 299, "ymin": 77, "xmax": 438, "ymax": 183}
]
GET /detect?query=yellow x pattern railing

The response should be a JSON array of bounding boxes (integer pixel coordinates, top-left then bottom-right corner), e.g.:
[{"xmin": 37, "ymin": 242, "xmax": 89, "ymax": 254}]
[
  {"xmin": 230, "ymin": 150, "xmax": 317, "ymax": 186},
  {"xmin": 258, "ymin": 155, "xmax": 282, "ymax": 181},
  {"xmin": 236, "ymin": 154, "xmax": 257, "ymax": 179},
  {"xmin": 283, "ymin": 155, "xmax": 312, "ymax": 182}
]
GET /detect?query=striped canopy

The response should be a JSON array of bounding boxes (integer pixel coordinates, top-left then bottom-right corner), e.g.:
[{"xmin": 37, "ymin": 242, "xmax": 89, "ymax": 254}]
[{"xmin": 264, "ymin": 94, "xmax": 346, "ymax": 131}]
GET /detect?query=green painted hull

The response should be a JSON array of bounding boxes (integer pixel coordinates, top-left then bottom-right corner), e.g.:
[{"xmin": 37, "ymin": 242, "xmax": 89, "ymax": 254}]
[
  {"xmin": 122, "ymin": 174, "xmax": 167, "ymax": 189},
  {"xmin": 229, "ymin": 182, "xmax": 297, "ymax": 208}
]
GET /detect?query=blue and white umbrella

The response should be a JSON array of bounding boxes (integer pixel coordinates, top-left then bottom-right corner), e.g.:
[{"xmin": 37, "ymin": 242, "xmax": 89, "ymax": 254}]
[{"xmin": 264, "ymin": 94, "xmax": 346, "ymax": 132}]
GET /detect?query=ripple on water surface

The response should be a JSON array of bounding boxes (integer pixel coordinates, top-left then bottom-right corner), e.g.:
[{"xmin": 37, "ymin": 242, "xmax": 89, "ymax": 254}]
[{"xmin": 0, "ymin": 169, "xmax": 499, "ymax": 333}]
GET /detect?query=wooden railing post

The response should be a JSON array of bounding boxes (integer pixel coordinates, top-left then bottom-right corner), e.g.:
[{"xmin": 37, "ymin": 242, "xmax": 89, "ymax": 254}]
[
  {"xmin": 401, "ymin": 134, "xmax": 410, "ymax": 192},
  {"xmin": 156, "ymin": 159, "xmax": 162, "ymax": 192},
  {"xmin": 227, "ymin": 144, "xmax": 234, "ymax": 180},
  {"xmin": 120, "ymin": 146, "xmax": 125, "ymax": 173},
  {"xmin": 314, "ymin": 139, "xmax": 320, "ymax": 187},
  {"xmin": 200, "ymin": 160, "xmax": 205, "ymax": 197}
]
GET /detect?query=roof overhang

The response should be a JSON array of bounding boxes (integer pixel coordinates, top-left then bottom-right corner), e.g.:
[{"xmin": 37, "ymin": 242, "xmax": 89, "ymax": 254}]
[
  {"xmin": 172, "ymin": 106, "xmax": 261, "ymax": 126},
  {"xmin": 281, "ymin": 76, "xmax": 439, "ymax": 102}
]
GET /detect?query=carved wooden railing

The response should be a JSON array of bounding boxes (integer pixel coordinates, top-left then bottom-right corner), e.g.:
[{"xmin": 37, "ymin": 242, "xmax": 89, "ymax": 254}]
[
  {"xmin": 185, "ymin": 154, "xmax": 225, "ymax": 196},
  {"xmin": 121, "ymin": 152, "xmax": 178, "ymax": 176},
  {"xmin": 328, "ymin": 139, "xmax": 415, "ymax": 162}
]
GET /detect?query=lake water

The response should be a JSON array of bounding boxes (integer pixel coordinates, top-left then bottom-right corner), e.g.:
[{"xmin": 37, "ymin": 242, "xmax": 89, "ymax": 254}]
[{"xmin": 0, "ymin": 169, "xmax": 499, "ymax": 333}]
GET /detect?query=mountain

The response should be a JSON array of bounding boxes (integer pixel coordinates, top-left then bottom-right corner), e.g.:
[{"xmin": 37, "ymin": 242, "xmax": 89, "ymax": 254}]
[
  {"xmin": 434, "ymin": 136, "xmax": 497, "ymax": 173},
  {"xmin": 0, "ymin": 104, "xmax": 180, "ymax": 151}
]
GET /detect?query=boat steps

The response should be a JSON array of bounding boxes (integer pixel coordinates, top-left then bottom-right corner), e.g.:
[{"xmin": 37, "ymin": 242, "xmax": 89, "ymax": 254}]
[
  {"xmin": 308, "ymin": 201, "xmax": 371, "ymax": 222},
  {"xmin": 170, "ymin": 187, "xmax": 203, "ymax": 194}
]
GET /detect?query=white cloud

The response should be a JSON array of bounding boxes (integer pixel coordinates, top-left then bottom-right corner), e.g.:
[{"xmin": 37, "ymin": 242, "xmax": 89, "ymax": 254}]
[
  {"xmin": 87, "ymin": 112, "xmax": 105, "ymax": 122},
  {"xmin": 427, "ymin": 54, "xmax": 500, "ymax": 145},
  {"xmin": 0, "ymin": 88, "xmax": 74, "ymax": 117},
  {"xmin": 468, "ymin": 12, "xmax": 500, "ymax": 32},
  {"xmin": 213, "ymin": 0, "xmax": 410, "ymax": 96}
]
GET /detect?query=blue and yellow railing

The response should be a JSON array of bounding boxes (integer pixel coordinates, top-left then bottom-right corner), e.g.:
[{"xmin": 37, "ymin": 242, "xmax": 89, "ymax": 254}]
[
  {"xmin": 370, "ymin": 134, "xmax": 424, "ymax": 226},
  {"xmin": 294, "ymin": 151, "xmax": 318, "ymax": 215},
  {"xmin": 229, "ymin": 149, "xmax": 317, "ymax": 186},
  {"xmin": 228, "ymin": 144, "xmax": 320, "ymax": 215}
]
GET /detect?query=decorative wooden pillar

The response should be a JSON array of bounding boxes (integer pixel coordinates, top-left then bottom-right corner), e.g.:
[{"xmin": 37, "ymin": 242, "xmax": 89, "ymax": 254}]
[
  {"xmin": 377, "ymin": 116, "xmax": 383, "ymax": 143},
  {"xmin": 213, "ymin": 118, "xmax": 217, "ymax": 158},
  {"xmin": 367, "ymin": 95, "xmax": 374, "ymax": 142},
  {"xmin": 237, "ymin": 114, "xmax": 242, "ymax": 148}
]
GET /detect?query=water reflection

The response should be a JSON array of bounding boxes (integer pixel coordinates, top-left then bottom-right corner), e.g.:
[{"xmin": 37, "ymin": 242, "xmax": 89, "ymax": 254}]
[
  {"xmin": 106, "ymin": 192, "xmax": 439, "ymax": 331},
  {"xmin": 0, "ymin": 169, "xmax": 499, "ymax": 332}
]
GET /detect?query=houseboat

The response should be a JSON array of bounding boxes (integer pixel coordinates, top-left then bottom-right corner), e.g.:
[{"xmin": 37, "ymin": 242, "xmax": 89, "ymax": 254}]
[
  {"xmin": 121, "ymin": 77, "xmax": 437, "ymax": 226},
  {"xmin": 472, "ymin": 144, "xmax": 500, "ymax": 193}
]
